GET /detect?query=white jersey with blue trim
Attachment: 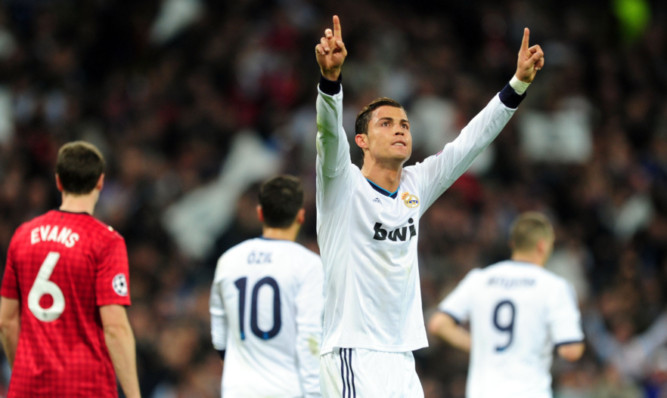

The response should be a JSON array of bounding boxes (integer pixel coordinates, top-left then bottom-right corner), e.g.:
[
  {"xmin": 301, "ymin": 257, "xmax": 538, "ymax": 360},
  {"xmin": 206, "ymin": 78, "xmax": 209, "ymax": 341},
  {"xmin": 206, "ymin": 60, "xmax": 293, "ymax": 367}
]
[
  {"xmin": 315, "ymin": 81, "xmax": 520, "ymax": 354},
  {"xmin": 209, "ymin": 237, "xmax": 323, "ymax": 397},
  {"xmin": 438, "ymin": 260, "xmax": 584, "ymax": 398}
]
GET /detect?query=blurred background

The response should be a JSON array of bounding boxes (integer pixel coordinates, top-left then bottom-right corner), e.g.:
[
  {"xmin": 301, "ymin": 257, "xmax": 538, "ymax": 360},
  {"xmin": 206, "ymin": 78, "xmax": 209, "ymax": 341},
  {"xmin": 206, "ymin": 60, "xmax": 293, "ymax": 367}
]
[{"xmin": 0, "ymin": 0, "xmax": 665, "ymax": 396}]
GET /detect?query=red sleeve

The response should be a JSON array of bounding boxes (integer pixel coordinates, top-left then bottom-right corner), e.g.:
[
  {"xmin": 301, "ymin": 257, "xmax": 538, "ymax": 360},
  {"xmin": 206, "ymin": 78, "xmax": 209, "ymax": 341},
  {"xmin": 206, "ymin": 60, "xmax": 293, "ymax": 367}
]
[
  {"xmin": 96, "ymin": 235, "xmax": 131, "ymax": 306},
  {"xmin": 1, "ymin": 233, "xmax": 20, "ymax": 299}
]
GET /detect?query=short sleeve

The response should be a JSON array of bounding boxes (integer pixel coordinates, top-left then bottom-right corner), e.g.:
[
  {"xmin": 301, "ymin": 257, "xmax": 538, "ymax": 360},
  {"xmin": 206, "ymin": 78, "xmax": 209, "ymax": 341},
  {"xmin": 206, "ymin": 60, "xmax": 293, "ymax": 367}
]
[
  {"xmin": 548, "ymin": 279, "xmax": 584, "ymax": 345},
  {"xmin": 437, "ymin": 269, "xmax": 479, "ymax": 324},
  {"xmin": 96, "ymin": 235, "xmax": 131, "ymax": 306},
  {"xmin": 209, "ymin": 282, "xmax": 228, "ymax": 351}
]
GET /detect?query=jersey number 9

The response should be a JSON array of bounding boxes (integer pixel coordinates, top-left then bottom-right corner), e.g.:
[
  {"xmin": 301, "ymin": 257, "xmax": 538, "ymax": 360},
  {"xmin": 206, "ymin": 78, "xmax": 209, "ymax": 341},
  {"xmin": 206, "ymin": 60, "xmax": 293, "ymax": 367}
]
[{"xmin": 492, "ymin": 299, "xmax": 516, "ymax": 352}]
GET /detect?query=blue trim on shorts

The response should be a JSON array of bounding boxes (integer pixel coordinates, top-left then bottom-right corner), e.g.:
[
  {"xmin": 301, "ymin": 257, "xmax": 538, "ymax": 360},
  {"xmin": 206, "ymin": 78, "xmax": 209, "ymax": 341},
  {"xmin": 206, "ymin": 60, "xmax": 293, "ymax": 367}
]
[{"xmin": 340, "ymin": 348, "xmax": 356, "ymax": 397}]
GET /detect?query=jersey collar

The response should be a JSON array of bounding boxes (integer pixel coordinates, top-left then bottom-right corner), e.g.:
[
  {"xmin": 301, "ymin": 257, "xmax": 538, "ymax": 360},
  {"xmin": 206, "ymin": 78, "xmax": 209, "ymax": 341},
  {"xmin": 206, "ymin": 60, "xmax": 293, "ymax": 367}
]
[{"xmin": 366, "ymin": 179, "xmax": 398, "ymax": 199}]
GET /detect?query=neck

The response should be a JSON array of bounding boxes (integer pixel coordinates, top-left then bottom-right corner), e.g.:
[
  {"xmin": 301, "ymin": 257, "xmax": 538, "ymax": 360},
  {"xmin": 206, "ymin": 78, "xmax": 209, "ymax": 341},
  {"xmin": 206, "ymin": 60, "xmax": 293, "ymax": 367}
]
[
  {"xmin": 60, "ymin": 192, "xmax": 98, "ymax": 215},
  {"xmin": 262, "ymin": 224, "xmax": 300, "ymax": 242},
  {"xmin": 361, "ymin": 163, "xmax": 403, "ymax": 193},
  {"xmin": 511, "ymin": 252, "xmax": 544, "ymax": 267}
]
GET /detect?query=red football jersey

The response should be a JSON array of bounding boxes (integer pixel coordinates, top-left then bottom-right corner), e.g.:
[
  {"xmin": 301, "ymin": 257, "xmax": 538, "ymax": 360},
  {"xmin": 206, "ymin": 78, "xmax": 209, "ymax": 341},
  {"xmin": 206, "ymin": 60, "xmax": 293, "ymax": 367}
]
[{"xmin": 1, "ymin": 210, "xmax": 132, "ymax": 397}]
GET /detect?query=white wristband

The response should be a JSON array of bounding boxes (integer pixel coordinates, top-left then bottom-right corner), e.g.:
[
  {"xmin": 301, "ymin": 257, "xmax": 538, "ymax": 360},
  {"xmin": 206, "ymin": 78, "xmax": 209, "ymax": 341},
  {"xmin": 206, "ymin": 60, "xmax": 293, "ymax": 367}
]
[{"xmin": 509, "ymin": 76, "xmax": 530, "ymax": 95}]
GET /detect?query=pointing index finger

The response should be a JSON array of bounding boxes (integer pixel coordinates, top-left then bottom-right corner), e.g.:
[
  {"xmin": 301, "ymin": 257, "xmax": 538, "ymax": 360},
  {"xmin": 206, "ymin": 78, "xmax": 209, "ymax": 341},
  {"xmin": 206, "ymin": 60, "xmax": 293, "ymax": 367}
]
[
  {"xmin": 333, "ymin": 15, "xmax": 342, "ymax": 39},
  {"xmin": 521, "ymin": 27, "xmax": 530, "ymax": 53}
]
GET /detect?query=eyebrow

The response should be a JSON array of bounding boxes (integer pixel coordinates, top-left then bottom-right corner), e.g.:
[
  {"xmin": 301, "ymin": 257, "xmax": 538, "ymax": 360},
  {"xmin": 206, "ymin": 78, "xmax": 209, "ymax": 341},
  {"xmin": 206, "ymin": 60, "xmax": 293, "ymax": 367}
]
[{"xmin": 377, "ymin": 117, "xmax": 410, "ymax": 124}]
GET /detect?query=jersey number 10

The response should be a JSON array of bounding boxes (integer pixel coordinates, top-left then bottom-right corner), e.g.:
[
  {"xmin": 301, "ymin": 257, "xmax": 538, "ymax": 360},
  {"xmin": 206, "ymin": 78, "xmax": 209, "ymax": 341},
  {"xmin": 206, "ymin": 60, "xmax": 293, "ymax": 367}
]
[{"xmin": 234, "ymin": 276, "xmax": 282, "ymax": 341}]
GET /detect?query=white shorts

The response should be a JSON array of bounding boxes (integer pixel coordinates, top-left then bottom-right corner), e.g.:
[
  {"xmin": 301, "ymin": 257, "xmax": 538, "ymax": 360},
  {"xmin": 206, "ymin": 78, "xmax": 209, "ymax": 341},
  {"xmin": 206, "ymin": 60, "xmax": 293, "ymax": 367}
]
[{"xmin": 320, "ymin": 348, "xmax": 424, "ymax": 398}]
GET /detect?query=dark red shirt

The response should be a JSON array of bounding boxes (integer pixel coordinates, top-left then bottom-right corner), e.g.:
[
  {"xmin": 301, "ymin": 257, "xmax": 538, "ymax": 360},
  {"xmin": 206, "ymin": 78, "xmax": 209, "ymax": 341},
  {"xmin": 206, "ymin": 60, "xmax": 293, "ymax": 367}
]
[{"xmin": 1, "ymin": 210, "xmax": 131, "ymax": 397}]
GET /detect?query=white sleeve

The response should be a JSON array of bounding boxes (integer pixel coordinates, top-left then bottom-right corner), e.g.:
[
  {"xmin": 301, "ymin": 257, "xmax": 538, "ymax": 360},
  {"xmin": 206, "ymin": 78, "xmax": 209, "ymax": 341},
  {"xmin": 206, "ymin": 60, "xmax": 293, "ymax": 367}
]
[
  {"xmin": 413, "ymin": 94, "xmax": 517, "ymax": 212},
  {"xmin": 295, "ymin": 257, "xmax": 324, "ymax": 397},
  {"xmin": 209, "ymin": 277, "xmax": 228, "ymax": 351},
  {"xmin": 437, "ymin": 270, "xmax": 479, "ymax": 324},
  {"xmin": 548, "ymin": 279, "xmax": 584, "ymax": 345},
  {"xmin": 316, "ymin": 86, "xmax": 350, "ymax": 179},
  {"xmin": 315, "ymin": 86, "xmax": 356, "ymax": 217}
]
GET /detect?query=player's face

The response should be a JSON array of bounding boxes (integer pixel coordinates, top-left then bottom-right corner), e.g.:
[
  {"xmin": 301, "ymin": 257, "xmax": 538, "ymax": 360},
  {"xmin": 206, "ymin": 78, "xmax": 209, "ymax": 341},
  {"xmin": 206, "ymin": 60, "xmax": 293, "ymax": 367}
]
[{"xmin": 364, "ymin": 105, "xmax": 412, "ymax": 167}]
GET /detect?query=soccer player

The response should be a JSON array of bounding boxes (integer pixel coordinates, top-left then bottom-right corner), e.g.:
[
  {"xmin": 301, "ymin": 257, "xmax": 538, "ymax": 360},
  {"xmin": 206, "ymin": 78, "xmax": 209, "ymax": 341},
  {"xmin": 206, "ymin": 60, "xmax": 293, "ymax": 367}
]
[
  {"xmin": 314, "ymin": 15, "xmax": 545, "ymax": 396},
  {"xmin": 209, "ymin": 175, "xmax": 323, "ymax": 397},
  {"xmin": 0, "ymin": 141, "xmax": 141, "ymax": 397},
  {"xmin": 428, "ymin": 212, "xmax": 585, "ymax": 398}
]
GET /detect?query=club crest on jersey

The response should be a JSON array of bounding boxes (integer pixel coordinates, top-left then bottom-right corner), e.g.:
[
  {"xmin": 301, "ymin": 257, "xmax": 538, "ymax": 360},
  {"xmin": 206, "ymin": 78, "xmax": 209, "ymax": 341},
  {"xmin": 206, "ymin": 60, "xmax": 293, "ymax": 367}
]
[
  {"xmin": 401, "ymin": 192, "xmax": 419, "ymax": 208},
  {"xmin": 112, "ymin": 274, "xmax": 128, "ymax": 296}
]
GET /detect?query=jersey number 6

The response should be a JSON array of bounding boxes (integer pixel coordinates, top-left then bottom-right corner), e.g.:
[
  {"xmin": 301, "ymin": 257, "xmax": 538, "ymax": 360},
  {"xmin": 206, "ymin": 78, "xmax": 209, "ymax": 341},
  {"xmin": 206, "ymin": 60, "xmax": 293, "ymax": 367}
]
[
  {"xmin": 234, "ymin": 276, "xmax": 282, "ymax": 341},
  {"xmin": 28, "ymin": 251, "xmax": 65, "ymax": 322}
]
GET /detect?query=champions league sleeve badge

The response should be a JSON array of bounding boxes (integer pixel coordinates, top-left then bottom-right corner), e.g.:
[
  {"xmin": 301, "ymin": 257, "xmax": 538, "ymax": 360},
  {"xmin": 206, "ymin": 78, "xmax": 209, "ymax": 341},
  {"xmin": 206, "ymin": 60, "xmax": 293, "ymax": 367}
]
[
  {"xmin": 112, "ymin": 274, "xmax": 129, "ymax": 296},
  {"xmin": 401, "ymin": 192, "xmax": 419, "ymax": 208}
]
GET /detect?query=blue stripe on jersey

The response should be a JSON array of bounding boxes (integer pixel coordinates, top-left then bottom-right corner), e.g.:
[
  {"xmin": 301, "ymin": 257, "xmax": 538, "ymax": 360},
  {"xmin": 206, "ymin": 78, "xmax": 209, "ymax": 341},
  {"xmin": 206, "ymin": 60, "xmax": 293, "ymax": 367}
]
[
  {"xmin": 366, "ymin": 179, "xmax": 398, "ymax": 199},
  {"xmin": 554, "ymin": 340, "xmax": 585, "ymax": 348}
]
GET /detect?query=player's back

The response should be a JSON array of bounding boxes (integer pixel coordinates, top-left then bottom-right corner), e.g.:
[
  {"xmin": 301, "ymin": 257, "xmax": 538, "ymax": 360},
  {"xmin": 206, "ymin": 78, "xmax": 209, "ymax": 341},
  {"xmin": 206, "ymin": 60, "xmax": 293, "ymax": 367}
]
[
  {"xmin": 2, "ymin": 210, "xmax": 129, "ymax": 397},
  {"xmin": 465, "ymin": 261, "xmax": 578, "ymax": 398},
  {"xmin": 211, "ymin": 237, "xmax": 322, "ymax": 397}
]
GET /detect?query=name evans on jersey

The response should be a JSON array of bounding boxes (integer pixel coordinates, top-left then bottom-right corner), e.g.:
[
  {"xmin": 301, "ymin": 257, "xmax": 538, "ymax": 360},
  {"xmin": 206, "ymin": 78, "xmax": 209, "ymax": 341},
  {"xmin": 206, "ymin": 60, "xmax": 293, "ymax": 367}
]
[{"xmin": 30, "ymin": 225, "xmax": 79, "ymax": 248}]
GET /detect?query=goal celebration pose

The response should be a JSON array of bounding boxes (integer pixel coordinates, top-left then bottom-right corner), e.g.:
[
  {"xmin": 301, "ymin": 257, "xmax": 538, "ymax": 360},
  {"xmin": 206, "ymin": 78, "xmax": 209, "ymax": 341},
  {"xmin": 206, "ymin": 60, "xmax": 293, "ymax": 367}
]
[{"xmin": 314, "ymin": 15, "xmax": 545, "ymax": 396}]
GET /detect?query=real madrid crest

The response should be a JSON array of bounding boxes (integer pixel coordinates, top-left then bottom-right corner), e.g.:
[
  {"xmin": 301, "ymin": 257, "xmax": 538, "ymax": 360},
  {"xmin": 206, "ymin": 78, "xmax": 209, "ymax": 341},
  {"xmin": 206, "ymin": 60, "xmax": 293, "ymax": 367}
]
[{"xmin": 401, "ymin": 192, "xmax": 419, "ymax": 208}]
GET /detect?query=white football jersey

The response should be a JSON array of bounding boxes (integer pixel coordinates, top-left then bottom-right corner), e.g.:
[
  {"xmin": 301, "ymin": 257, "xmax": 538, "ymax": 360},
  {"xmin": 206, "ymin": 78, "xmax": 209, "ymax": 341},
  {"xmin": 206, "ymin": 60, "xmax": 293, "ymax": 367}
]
[
  {"xmin": 315, "ymin": 85, "xmax": 519, "ymax": 354},
  {"xmin": 209, "ymin": 237, "xmax": 323, "ymax": 397},
  {"xmin": 438, "ymin": 260, "xmax": 584, "ymax": 398}
]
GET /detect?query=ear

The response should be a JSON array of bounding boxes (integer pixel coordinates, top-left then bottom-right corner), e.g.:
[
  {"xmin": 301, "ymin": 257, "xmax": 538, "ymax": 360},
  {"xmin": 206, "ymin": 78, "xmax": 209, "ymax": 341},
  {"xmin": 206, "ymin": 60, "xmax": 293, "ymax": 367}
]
[
  {"xmin": 256, "ymin": 205, "xmax": 264, "ymax": 223},
  {"xmin": 355, "ymin": 133, "xmax": 368, "ymax": 149},
  {"xmin": 55, "ymin": 174, "xmax": 64, "ymax": 192},
  {"xmin": 295, "ymin": 208, "xmax": 305, "ymax": 225},
  {"xmin": 96, "ymin": 174, "xmax": 105, "ymax": 191}
]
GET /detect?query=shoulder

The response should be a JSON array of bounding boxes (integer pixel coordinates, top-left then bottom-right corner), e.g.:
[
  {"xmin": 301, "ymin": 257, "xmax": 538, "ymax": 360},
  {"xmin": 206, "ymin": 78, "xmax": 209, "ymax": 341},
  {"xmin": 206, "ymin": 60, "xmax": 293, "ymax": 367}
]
[
  {"xmin": 292, "ymin": 241, "xmax": 320, "ymax": 258},
  {"xmin": 217, "ymin": 239, "xmax": 255, "ymax": 263},
  {"xmin": 91, "ymin": 217, "xmax": 124, "ymax": 240},
  {"xmin": 455, "ymin": 267, "xmax": 484, "ymax": 287},
  {"xmin": 79, "ymin": 217, "xmax": 126, "ymax": 251}
]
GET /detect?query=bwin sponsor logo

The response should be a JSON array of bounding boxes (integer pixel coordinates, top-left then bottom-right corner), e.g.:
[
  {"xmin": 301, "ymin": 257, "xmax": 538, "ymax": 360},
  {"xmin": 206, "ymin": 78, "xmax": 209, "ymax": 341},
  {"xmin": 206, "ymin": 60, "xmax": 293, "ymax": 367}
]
[{"xmin": 373, "ymin": 218, "xmax": 417, "ymax": 241}]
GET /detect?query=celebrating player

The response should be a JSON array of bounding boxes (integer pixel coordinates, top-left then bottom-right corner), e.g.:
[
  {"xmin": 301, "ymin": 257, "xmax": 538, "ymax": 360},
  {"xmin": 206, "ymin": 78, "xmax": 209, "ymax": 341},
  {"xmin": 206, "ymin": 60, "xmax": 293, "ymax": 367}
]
[
  {"xmin": 209, "ymin": 175, "xmax": 323, "ymax": 397},
  {"xmin": 0, "ymin": 141, "xmax": 141, "ymax": 397},
  {"xmin": 314, "ymin": 15, "xmax": 545, "ymax": 396},
  {"xmin": 428, "ymin": 212, "xmax": 585, "ymax": 397}
]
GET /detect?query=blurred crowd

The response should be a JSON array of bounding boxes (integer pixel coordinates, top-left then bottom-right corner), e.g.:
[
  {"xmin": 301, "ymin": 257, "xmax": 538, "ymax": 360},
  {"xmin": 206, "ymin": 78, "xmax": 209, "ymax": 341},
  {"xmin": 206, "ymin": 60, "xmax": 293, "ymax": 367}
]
[{"xmin": 0, "ymin": 0, "xmax": 665, "ymax": 397}]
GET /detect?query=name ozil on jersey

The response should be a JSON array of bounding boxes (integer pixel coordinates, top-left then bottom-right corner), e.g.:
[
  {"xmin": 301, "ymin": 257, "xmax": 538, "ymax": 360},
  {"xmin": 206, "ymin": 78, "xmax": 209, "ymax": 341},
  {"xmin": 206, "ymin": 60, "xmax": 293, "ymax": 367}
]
[
  {"xmin": 373, "ymin": 218, "xmax": 416, "ymax": 242},
  {"xmin": 30, "ymin": 225, "xmax": 80, "ymax": 248}
]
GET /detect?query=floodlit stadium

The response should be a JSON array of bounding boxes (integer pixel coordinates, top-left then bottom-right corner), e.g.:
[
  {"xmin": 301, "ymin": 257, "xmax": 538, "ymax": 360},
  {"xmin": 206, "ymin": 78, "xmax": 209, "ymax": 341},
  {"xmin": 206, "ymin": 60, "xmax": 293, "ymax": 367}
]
[{"xmin": 0, "ymin": 0, "xmax": 664, "ymax": 396}]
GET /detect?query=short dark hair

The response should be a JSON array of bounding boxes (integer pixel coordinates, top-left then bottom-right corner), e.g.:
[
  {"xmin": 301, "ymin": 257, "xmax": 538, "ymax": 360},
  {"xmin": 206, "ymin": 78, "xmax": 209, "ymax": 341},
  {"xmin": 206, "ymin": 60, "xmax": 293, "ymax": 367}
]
[
  {"xmin": 258, "ymin": 175, "xmax": 304, "ymax": 228},
  {"xmin": 56, "ymin": 141, "xmax": 106, "ymax": 194},
  {"xmin": 354, "ymin": 97, "xmax": 404, "ymax": 135},
  {"xmin": 509, "ymin": 212, "xmax": 554, "ymax": 252}
]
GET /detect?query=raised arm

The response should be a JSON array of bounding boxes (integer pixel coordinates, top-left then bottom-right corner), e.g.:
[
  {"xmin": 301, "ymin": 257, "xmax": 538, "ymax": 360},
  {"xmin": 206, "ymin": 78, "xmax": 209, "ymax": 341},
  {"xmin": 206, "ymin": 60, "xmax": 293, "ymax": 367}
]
[
  {"xmin": 315, "ymin": 15, "xmax": 347, "ymax": 81},
  {"xmin": 315, "ymin": 15, "xmax": 353, "ymax": 185}
]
